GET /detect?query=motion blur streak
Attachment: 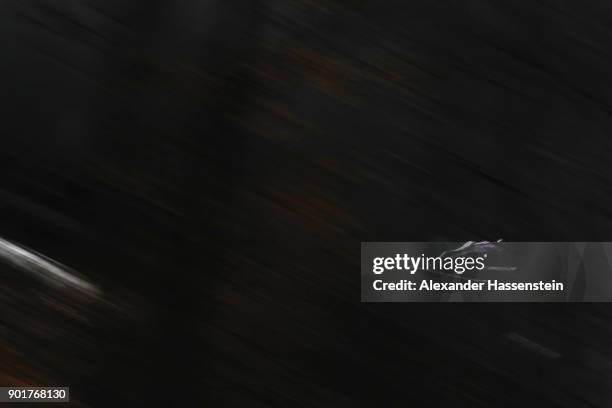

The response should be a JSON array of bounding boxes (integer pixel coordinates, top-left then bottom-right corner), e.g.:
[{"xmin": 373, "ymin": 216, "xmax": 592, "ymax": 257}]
[{"xmin": 0, "ymin": 237, "xmax": 99, "ymax": 296}]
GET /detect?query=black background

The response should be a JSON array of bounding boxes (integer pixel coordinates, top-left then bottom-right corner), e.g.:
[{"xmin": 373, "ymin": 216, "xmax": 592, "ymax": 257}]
[{"xmin": 1, "ymin": 0, "xmax": 612, "ymax": 406}]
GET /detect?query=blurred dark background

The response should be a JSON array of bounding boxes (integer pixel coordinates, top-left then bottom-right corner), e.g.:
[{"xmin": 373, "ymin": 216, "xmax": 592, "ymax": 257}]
[{"xmin": 1, "ymin": 0, "xmax": 612, "ymax": 406}]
